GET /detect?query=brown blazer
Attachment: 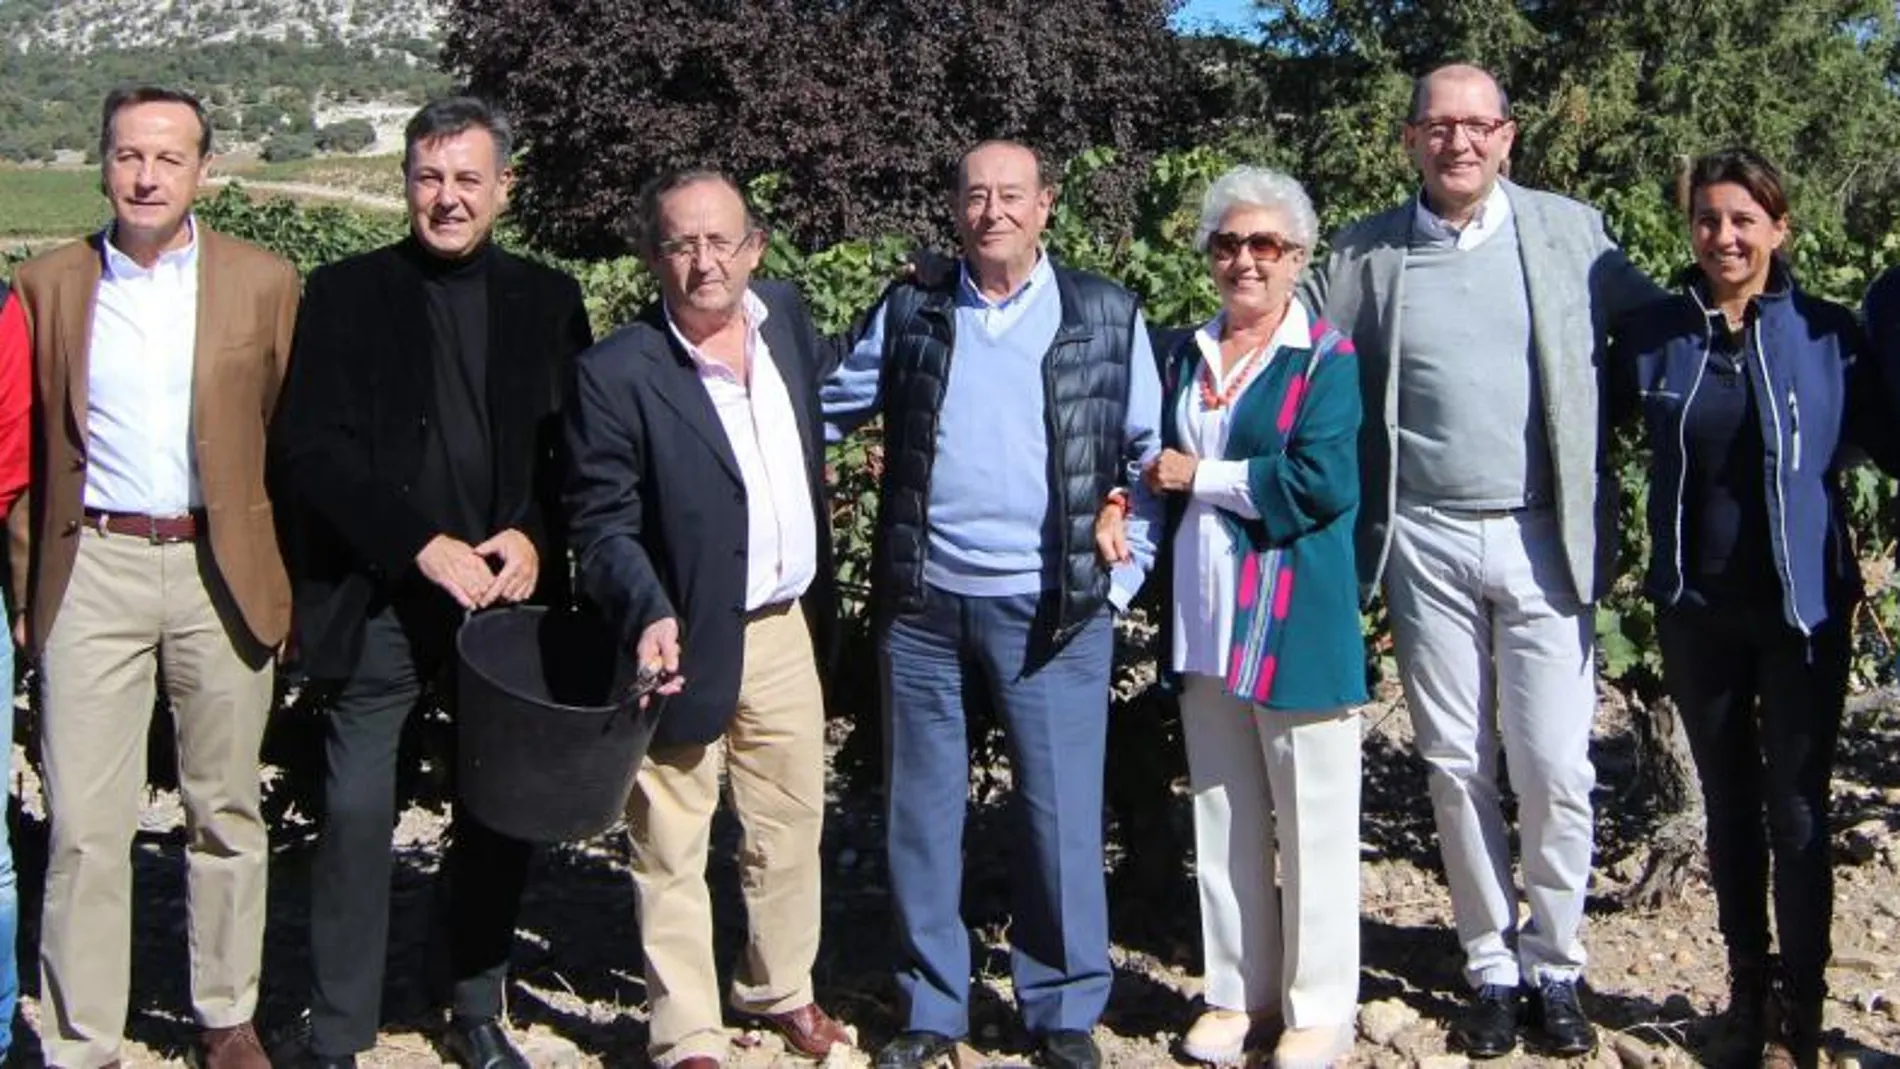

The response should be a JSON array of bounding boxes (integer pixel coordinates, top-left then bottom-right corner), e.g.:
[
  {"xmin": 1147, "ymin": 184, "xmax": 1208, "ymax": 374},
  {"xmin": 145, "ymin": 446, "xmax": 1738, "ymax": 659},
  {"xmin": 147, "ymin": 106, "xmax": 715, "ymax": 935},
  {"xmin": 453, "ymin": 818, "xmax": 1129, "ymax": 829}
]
[{"xmin": 7, "ymin": 227, "xmax": 299, "ymax": 654}]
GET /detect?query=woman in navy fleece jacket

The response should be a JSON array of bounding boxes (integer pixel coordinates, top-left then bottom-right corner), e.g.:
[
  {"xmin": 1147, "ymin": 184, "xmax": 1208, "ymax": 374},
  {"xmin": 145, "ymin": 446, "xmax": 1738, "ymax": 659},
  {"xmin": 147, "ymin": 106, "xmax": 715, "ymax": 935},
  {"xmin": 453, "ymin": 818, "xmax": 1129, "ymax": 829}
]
[{"xmin": 1612, "ymin": 148, "xmax": 1896, "ymax": 1069}]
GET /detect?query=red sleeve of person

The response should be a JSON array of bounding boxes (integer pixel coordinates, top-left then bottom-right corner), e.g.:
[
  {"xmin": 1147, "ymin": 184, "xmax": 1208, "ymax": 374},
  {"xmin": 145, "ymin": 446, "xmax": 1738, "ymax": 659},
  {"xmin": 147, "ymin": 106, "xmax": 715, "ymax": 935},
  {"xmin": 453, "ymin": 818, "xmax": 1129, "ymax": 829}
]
[{"xmin": 0, "ymin": 291, "xmax": 29, "ymax": 516}]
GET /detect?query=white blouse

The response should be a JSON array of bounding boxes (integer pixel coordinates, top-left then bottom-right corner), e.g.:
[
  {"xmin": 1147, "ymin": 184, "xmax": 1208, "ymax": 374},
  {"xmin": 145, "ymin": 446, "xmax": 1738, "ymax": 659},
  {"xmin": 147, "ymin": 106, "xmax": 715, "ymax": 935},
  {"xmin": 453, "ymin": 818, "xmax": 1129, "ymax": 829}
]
[{"xmin": 1171, "ymin": 301, "xmax": 1311, "ymax": 677}]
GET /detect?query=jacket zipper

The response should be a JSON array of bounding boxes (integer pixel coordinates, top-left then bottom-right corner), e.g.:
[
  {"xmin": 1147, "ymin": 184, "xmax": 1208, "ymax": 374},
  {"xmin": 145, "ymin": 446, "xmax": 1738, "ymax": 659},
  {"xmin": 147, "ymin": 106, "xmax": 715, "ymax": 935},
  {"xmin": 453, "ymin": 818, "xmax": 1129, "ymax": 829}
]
[
  {"xmin": 1043, "ymin": 323, "xmax": 1099, "ymax": 647},
  {"xmin": 1670, "ymin": 320, "xmax": 1712, "ymax": 605},
  {"xmin": 1788, "ymin": 389, "xmax": 1801, "ymax": 472},
  {"xmin": 1752, "ymin": 327, "xmax": 1808, "ymax": 635}
]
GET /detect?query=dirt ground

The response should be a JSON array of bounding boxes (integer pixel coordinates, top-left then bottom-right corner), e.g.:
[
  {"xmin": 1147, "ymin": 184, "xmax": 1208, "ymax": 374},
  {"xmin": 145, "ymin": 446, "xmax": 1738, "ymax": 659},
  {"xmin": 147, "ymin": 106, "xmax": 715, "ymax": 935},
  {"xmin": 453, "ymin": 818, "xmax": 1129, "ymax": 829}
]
[{"xmin": 4, "ymin": 682, "xmax": 1897, "ymax": 1069}]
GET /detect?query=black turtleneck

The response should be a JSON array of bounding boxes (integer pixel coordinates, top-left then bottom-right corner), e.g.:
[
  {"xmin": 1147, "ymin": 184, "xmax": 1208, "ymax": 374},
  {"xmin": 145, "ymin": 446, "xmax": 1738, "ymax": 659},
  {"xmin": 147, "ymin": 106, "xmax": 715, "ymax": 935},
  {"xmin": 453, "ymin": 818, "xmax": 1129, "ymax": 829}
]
[{"xmin": 404, "ymin": 237, "xmax": 494, "ymax": 545}]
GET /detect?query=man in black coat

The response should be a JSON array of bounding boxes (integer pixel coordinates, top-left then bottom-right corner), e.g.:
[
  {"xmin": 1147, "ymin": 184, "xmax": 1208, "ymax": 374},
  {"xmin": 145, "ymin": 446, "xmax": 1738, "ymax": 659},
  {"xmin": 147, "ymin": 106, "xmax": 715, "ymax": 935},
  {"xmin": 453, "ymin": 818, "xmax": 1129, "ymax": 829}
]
[
  {"xmin": 563, "ymin": 169, "xmax": 849, "ymax": 1069},
  {"xmin": 269, "ymin": 97, "xmax": 592, "ymax": 1069}
]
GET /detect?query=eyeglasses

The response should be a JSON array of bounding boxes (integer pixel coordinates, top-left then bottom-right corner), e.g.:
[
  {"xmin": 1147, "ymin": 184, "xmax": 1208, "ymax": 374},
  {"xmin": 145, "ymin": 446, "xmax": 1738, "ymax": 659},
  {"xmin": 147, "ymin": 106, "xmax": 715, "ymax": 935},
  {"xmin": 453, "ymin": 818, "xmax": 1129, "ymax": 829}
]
[
  {"xmin": 656, "ymin": 230, "xmax": 761, "ymax": 263},
  {"xmin": 1409, "ymin": 117, "xmax": 1513, "ymax": 147},
  {"xmin": 1207, "ymin": 231, "xmax": 1303, "ymax": 263}
]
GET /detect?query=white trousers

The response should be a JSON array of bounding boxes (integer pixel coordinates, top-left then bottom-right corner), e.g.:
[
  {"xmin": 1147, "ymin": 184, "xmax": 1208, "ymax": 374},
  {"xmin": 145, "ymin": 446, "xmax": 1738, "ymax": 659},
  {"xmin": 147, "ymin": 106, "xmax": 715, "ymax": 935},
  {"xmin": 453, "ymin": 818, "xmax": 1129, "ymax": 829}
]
[
  {"xmin": 1384, "ymin": 503, "xmax": 1597, "ymax": 989},
  {"xmin": 1180, "ymin": 675, "xmax": 1361, "ymax": 1027}
]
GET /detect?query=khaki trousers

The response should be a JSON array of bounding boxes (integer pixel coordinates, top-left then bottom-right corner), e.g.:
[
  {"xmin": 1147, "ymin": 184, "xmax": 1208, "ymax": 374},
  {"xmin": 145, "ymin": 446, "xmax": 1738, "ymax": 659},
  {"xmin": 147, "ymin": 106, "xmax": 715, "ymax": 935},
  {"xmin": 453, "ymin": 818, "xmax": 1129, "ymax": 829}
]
[
  {"xmin": 628, "ymin": 601, "xmax": 827, "ymax": 1068},
  {"xmin": 38, "ymin": 528, "xmax": 274, "ymax": 1069}
]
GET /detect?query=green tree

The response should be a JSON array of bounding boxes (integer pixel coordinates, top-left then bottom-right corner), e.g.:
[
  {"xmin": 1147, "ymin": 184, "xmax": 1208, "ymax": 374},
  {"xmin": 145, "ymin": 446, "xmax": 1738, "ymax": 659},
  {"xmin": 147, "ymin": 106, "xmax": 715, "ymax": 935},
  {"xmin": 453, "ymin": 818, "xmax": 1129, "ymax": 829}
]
[
  {"xmin": 261, "ymin": 132, "xmax": 317, "ymax": 162},
  {"xmin": 1246, "ymin": 0, "xmax": 1900, "ymax": 290},
  {"xmin": 315, "ymin": 118, "xmax": 378, "ymax": 154},
  {"xmin": 0, "ymin": 38, "xmax": 449, "ymax": 156}
]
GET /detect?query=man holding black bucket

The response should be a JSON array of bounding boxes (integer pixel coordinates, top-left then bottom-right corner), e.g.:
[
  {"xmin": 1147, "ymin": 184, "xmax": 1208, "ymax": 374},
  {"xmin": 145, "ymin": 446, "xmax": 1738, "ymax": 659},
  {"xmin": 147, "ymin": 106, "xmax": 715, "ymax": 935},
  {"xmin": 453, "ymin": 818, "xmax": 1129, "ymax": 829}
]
[
  {"xmin": 269, "ymin": 96, "xmax": 591, "ymax": 1068},
  {"xmin": 563, "ymin": 168, "xmax": 851, "ymax": 1069}
]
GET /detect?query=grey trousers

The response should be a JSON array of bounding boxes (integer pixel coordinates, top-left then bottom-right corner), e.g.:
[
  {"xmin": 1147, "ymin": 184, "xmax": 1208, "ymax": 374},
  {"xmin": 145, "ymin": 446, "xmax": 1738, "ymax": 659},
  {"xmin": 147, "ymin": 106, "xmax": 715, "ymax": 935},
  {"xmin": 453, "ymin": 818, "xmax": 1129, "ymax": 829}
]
[{"xmin": 1384, "ymin": 503, "xmax": 1596, "ymax": 989}]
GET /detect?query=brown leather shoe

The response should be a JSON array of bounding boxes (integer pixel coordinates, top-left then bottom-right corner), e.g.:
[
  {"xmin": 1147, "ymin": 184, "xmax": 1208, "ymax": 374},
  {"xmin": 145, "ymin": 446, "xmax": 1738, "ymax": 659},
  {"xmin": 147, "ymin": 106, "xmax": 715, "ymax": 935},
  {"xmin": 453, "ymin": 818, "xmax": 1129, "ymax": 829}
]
[
  {"xmin": 746, "ymin": 1002, "xmax": 852, "ymax": 1058},
  {"xmin": 201, "ymin": 1022, "xmax": 271, "ymax": 1069}
]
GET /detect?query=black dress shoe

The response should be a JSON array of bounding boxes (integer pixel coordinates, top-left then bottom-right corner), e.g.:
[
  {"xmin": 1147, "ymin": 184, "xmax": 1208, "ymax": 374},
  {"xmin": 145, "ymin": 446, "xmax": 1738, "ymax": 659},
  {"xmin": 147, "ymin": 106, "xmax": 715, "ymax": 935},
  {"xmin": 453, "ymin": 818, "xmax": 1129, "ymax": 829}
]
[
  {"xmin": 267, "ymin": 1023, "xmax": 357, "ymax": 1069},
  {"xmin": 1039, "ymin": 1029, "xmax": 1101, "ymax": 1069},
  {"xmin": 443, "ymin": 1017, "xmax": 530, "ymax": 1069},
  {"xmin": 875, "ymin": 1030, "xmax": 957, "ymax": 1069},
  {"xmin": 1534, "ymin": 978, "xmax": 1597, "ymax": 1055},
  {"xmin": 1451, "ymin": 983, "xmax": 1521, "ymax": 1059}
]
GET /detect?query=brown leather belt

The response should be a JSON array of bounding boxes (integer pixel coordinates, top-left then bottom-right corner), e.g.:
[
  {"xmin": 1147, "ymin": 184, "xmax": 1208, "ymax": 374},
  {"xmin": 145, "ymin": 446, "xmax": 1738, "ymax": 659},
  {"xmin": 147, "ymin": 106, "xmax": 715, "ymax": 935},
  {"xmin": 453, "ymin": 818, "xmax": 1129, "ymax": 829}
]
[{"xmin": 84, "ymin": 508, "xmax": 202, "ymax": 543}]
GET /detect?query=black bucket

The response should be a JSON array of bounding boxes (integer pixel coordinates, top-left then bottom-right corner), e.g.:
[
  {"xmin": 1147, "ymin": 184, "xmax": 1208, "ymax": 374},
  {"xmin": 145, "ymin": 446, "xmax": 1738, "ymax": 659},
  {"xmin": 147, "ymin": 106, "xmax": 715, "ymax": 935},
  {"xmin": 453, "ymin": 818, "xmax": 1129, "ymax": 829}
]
[{"xmin": 455, "ymin": 606, "xmax": 660, "ymax": 843}]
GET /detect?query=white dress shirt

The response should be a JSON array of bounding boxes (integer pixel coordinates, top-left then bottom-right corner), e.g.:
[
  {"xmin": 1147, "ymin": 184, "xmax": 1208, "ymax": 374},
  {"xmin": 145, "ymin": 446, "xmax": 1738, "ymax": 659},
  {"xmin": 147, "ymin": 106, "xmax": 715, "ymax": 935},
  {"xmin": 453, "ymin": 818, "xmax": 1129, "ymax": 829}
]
[
  {"xmin": 666, "ymin": 289, "xmax": 818, "ymax": 611},
  {"xmin": 1412, "ymin": 181, "xmax": 1514, "ymax": 250},
  {"xmin": 84, "ymin": 222, "xmax": 201, "ymax": 514},
  {"xmin": 1170, "ymin": 301, "xmax": 1311, "ymax": 677}
]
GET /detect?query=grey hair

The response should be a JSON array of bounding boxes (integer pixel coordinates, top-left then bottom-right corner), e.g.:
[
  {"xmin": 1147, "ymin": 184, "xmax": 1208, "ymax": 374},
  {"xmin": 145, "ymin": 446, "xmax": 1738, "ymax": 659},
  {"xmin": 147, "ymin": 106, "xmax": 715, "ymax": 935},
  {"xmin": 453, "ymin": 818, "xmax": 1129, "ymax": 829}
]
[
  {"xmin": 404, "ymin": 96, "xmax": 513, "ymax": 174},
  {"xmin": 1194, "ymin": 165, "xmax": 1319, "ymax": 252},
  {"xmin": 630, "ymin": 168, "xmax": 762, "ymax": 258}
]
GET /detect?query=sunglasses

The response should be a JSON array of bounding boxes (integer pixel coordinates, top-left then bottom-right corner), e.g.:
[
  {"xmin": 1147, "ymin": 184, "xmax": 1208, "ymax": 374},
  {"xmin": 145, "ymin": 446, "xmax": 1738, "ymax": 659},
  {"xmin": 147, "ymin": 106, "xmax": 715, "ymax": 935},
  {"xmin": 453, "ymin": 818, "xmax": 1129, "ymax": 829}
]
[{"xmin": 1207, "ymin": 231, "xmax": 1302, "ymax": 263}]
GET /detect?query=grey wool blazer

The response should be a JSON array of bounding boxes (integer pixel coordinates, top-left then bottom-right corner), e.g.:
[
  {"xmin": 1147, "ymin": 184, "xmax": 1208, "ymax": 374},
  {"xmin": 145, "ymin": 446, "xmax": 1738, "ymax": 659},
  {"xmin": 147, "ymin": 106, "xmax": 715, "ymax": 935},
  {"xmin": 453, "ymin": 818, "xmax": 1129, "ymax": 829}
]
[{"xmin": 1301, "ymin": 178, "xmax": 1664, "ymax": 604}]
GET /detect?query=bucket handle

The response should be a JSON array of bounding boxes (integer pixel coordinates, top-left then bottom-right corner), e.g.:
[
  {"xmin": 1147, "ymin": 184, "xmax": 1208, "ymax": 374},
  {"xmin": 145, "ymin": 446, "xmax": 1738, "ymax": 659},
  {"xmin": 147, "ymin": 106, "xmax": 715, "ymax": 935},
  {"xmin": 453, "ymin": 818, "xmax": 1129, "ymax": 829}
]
[
  {"xmin": 459, "ymin": 607, "xmax": 671, "ymax": 717},
  {"xmin": 612, "ymin": 663, "xmax": 676, "ymax": 711}
]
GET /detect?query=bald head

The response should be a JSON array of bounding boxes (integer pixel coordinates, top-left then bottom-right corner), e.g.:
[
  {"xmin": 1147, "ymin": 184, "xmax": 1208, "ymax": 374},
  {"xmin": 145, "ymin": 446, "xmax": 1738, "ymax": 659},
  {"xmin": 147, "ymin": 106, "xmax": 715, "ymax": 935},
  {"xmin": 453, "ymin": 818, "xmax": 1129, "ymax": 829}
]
[
  {"xmin": 1409, "ymin": 64, "xmax": 1510, "ymax": 123},
  {"xmin": 1402, "ymin": 63, "xmax": 1517, "ymax": 227}
]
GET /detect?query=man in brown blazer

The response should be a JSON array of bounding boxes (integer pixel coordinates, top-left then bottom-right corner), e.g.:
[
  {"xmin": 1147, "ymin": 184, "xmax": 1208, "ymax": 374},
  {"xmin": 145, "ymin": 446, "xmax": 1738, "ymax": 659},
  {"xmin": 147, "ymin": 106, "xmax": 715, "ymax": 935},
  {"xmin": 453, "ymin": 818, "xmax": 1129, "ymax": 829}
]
[{"xmin": 7, "ymin": 85, "xmax": 295, "ymax": 1069}]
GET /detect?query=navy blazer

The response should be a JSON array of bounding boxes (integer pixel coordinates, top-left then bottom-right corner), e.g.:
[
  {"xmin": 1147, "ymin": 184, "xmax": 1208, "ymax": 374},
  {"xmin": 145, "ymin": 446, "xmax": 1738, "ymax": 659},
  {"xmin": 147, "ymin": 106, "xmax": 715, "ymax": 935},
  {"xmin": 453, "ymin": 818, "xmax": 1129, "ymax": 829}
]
[{"xmin": 564, "ymin": 280, "xmax": 839, "ymax": 747}]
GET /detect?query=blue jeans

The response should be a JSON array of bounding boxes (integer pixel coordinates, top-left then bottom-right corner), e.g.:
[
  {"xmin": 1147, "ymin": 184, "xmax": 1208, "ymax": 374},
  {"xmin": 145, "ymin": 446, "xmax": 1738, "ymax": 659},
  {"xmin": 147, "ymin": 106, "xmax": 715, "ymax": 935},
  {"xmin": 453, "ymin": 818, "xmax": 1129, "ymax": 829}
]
[
  {"xmin": 879, "ymin": 587, "xmax": 1114, "ymax": 1038},
  {"xmin": 0, "ymin": 612, "xmax": 16, "ymax": 1057}
]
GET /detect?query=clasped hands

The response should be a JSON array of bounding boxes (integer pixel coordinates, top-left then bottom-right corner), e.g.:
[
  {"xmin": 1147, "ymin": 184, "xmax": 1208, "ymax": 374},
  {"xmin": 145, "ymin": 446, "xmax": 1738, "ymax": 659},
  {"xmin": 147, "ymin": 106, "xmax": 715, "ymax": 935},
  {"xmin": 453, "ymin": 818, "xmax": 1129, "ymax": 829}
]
[
  {"xmin": 1093, "ymin": 448, "xmax": 1198, "ymax": 565},
  {"xmin": 414, "ymin": 529, "xmax": 540, "ymax": 610}
]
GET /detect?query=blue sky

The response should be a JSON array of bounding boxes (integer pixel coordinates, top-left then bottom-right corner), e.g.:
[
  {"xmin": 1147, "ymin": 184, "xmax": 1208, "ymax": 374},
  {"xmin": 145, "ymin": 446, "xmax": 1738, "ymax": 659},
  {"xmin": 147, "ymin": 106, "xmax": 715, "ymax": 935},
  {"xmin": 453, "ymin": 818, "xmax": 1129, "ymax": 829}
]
[{"xmin": 1171, "ymin": 0, "xmax": 1260, "ymax": 37}]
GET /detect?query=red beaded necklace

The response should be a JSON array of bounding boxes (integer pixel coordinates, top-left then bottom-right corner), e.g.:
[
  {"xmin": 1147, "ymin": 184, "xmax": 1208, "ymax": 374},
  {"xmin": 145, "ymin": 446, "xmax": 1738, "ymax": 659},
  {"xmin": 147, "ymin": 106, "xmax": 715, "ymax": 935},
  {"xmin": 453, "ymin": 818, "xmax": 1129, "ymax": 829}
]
[{"xmin": 1197, "ymin": 344, "xmax": 1270, "ymax": 410}]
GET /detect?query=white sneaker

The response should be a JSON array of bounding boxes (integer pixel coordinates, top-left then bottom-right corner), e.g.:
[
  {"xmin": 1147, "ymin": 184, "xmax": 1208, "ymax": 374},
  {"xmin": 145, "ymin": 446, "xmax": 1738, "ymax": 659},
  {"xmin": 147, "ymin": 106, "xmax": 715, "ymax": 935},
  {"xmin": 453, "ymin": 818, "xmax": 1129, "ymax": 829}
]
[
  {"xmin": 1181, "ymin": 1009, "xmax": 1254, "ymax": 1065},
  {"xmin": 1271, "ymin": 1024, "xmax": 1354, "ymax": 1069}
]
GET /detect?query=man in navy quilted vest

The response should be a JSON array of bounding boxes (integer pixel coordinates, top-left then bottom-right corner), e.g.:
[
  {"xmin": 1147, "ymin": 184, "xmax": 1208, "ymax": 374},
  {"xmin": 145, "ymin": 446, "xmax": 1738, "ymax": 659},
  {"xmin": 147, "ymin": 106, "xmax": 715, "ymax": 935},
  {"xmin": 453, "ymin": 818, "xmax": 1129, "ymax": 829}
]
[{"xmin": 823, "ymin": 139, "xmax": 1165, "ymax": 1069}]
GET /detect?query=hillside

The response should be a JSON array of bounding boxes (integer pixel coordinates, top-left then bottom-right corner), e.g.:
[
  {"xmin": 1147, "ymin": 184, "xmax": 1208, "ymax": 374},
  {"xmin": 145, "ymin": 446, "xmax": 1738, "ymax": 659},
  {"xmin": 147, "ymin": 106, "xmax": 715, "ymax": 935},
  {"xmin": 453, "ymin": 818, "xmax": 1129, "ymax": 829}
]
[
  {"xmin": 0, "ymin": 0, "xmax": 450, "ymax": 163},
  {"xmin": 0, "ymin": 0, "xmax": 439, "ymax": 51}
]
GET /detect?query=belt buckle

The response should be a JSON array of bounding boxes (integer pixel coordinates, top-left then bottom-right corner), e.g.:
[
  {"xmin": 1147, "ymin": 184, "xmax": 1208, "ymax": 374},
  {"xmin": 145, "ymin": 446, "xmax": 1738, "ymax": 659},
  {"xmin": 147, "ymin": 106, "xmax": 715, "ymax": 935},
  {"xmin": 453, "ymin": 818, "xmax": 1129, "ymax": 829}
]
[{"xmin": 144, "ymin": 515, "xmax": 164, "ymax": 544}]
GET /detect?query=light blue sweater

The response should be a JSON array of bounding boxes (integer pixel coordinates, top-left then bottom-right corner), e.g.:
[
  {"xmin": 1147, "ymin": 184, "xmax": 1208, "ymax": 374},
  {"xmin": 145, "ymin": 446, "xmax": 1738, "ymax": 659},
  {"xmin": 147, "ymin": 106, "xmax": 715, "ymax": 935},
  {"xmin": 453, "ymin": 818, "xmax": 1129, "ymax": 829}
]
[{"xmin": 824, "ymin": 255, "xmax": 1162, "ymax": 608}]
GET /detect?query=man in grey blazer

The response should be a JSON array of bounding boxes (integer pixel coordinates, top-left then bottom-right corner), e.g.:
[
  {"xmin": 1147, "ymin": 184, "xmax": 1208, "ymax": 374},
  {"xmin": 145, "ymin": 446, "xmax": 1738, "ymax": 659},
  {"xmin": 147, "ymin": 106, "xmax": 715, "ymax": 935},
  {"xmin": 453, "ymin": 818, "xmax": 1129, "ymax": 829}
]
[{"xmin": 1304, "ymin": 64, "xmax": 1660, "ymax": 1058}]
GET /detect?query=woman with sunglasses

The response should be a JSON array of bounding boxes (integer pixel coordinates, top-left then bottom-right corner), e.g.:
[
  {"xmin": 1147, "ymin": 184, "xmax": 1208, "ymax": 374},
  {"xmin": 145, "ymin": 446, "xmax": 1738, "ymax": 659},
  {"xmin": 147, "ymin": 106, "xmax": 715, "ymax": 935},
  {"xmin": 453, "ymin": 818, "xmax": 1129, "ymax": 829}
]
[
  {"xmin": 1614, "ymin": 148, "xmax": 1895, "ymax": 1069},
  {"xmin": 1102, "ymin": 165, "xmax": 1365, "ymax": 1067}
]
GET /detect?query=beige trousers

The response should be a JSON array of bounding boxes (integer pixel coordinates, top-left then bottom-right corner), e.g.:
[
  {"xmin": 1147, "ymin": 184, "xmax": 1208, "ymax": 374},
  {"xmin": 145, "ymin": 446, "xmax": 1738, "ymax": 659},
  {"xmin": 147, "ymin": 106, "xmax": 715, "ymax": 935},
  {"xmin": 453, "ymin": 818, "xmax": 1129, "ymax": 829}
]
[
  {"xmin": 627, "ymin": 601, "xmax": 827, "ymax": 1068},
  {"xmin": 1179, "ymin": 675, "xmax": 1363, "ymax": 1028},
  {"xmin": 38, "ymin": 529, "xmax": 274, "ymax": 1069}
]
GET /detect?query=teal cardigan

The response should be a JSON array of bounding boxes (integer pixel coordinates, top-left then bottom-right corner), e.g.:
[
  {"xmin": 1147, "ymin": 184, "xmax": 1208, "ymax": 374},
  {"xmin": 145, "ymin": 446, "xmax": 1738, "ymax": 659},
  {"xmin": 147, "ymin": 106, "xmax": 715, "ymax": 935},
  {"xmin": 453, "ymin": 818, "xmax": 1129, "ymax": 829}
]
[{"xmin": 1158, "ymin": 306, "xmax": 1368, "ymax": 711}]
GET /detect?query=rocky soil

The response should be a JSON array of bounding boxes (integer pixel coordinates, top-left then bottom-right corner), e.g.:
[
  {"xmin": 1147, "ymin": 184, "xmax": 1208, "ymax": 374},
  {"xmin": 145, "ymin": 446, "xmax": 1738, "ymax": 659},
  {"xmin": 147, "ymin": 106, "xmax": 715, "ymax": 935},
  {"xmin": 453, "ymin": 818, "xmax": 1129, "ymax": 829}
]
[{"xmin": 5, "ymin": 684, "xmax": 1898, "ymax": 1069}]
